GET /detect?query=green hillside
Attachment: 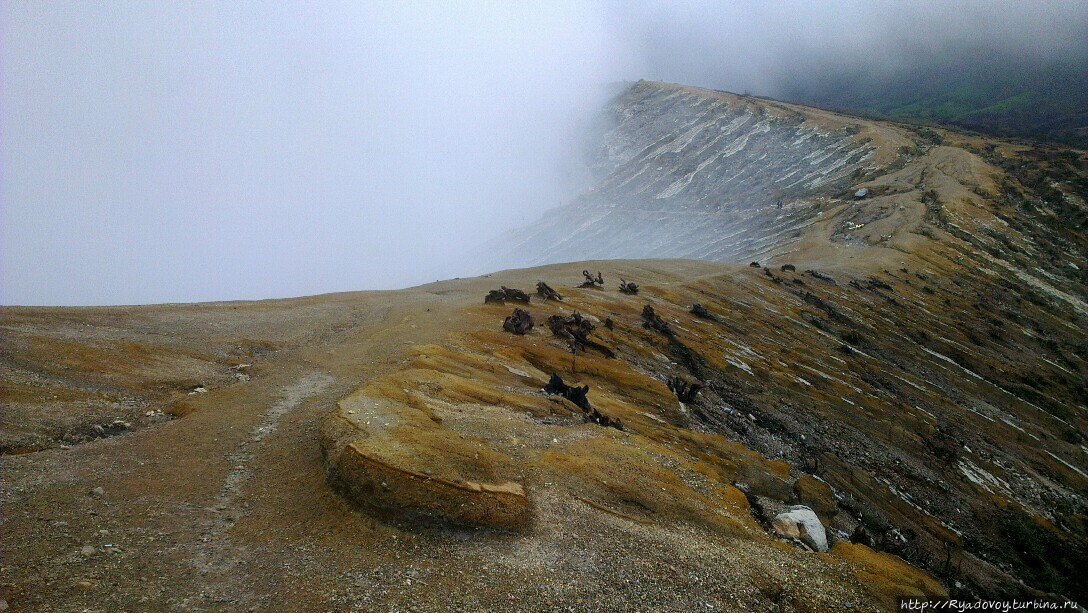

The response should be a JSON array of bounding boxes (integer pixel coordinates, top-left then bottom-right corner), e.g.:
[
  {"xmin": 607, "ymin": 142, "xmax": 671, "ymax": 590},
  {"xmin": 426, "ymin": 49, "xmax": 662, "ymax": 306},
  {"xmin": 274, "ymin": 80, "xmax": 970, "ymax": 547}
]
[{"xmin": 778, "ymin": 49, "xmax": 1088, "ymax": 147}]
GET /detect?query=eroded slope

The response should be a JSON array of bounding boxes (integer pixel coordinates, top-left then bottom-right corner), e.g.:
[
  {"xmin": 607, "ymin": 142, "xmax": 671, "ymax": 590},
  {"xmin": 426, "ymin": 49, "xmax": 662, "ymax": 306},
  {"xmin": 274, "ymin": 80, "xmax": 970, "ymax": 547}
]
[
  {"xmin": 328, "ymin": 104, "xmax": 1088, "ymax": 603},
  {"xmin": 493, "ymin": 80, "xmax": 914, "ymax": 268},
  {"xmin": 2, "ymin": 262, "xmax": 947, "ymax": 611},
  {"xmin": 319, "ymin": 261, "xmax": 948, "ymax": 609}
]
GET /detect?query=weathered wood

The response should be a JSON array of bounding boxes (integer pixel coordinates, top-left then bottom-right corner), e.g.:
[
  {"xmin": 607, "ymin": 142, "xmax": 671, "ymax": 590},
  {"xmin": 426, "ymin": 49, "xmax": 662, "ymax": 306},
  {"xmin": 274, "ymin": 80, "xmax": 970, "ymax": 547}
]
[
  {"xmin": 578, "ymin": 270, "xmax": 604, "ymax": 288},
  {"xmin": 543, "ymin": 374, "xmax": 623, "ymax": 430},
  {"xmin": 544, "ymin": 373, "xmax": 590, "ymax": 411},
  {"xmin": 690, "ymin": 303, "xmax": 716, "ymax": 320},
  {"xmin": 643, "ymin": 305, "xmax": 709, "ymax": 379},
  {"xmin": 502, "ymin": 308, "xmax": 533, "ymax": 335},
  {"xmin": 641, "ymin": 305, "xmax": 671, "ymax": 335},
  {"xmin": 536, "ymin": 281, "xmax": 562, "ymax": 301},
  {"xmin": 484, "ymin": 286, "xmax": 532, "ymax": 304},
  {"xmin": 546, "ymin": 312, "xmax": 615, "ymax": 358},
  {"xmin": 667, "ymin": 375, "xmax": 702, "ymax": 403}
]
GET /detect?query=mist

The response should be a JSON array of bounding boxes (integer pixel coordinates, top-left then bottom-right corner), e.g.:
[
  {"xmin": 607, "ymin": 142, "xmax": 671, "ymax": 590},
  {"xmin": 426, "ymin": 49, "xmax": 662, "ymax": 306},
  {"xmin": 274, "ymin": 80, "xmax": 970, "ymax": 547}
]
[{"xmin": 3, "ymin": 1, "xmax": 1084, "ymax": 305}]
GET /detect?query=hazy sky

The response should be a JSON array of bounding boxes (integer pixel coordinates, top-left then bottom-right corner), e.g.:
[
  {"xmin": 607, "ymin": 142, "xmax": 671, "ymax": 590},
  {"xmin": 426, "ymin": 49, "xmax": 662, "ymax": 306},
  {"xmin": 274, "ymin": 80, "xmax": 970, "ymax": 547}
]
[{"xmin": 3, "ymin": 1, "xmax": 1085, "ymax": 305}]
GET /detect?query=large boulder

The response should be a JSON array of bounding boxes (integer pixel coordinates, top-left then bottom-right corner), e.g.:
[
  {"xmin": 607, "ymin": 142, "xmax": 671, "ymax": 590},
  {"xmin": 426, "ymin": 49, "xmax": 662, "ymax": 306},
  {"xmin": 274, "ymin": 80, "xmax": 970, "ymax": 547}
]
[{"xmin": 771, "ymin": 505, "xmax": 828, "ymax": 552}]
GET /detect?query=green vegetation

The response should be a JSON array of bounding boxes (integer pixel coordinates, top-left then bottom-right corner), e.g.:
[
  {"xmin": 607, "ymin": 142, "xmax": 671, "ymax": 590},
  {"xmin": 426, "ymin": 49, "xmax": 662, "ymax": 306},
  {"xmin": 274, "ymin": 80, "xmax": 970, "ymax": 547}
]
[{"xmin": 779, "ymin": 50, "xmax": 1088, "ymax": 147}]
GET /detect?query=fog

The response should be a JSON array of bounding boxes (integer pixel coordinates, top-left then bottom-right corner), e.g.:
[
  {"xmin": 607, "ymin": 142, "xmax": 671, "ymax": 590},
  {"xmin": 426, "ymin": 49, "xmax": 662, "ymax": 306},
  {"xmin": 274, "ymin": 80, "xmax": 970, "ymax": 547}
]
[{"xmin": 3, "ymin": 1, "xmax": 1084, "ymax": 305}]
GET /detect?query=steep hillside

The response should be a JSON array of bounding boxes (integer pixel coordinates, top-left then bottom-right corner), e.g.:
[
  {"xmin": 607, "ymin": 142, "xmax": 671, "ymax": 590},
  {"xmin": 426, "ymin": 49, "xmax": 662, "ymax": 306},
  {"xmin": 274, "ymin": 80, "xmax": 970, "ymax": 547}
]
[
  {"xmin": 491, "ymin": 81, "xmax": 914, "ymax": 269},
  {"xmin": 494, "ymin": 81, "xmax": 1087, "ymax": 277},
  {"xmin": 470, "ymin": 82, "xmax": 1088, "ymax": 601}
]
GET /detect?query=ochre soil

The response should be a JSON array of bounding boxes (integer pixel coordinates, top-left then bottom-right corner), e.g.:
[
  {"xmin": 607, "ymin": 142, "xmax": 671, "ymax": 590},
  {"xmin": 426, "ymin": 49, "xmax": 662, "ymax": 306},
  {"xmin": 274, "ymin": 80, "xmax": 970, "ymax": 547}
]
[{"xmin": 4, "ymin": 260, "xmax": 948, "ymax": 611}]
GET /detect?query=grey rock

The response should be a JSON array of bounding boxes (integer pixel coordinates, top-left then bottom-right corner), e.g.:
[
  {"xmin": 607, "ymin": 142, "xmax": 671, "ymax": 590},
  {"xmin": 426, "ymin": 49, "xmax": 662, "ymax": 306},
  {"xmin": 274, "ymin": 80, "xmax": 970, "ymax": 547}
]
[{"xmin": 771, "ymin": 505, "xmax": 828, "ymax": 552}]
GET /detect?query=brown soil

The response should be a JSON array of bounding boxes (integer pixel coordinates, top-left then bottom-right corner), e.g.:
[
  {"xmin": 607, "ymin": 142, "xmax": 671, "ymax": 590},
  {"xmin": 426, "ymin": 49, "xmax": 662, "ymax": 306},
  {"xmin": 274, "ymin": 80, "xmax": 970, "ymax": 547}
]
[{"xmin": 2, "ymin": 261, "xmax": 945, "ymax": 611}]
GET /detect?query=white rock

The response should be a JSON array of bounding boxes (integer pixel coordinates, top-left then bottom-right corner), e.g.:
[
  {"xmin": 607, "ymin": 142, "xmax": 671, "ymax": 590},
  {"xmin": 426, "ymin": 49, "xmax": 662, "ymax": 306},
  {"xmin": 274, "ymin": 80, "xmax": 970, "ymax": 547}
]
[{"xmin": 771, "ymin": 505, "xmax": 828, "ymax": 552}]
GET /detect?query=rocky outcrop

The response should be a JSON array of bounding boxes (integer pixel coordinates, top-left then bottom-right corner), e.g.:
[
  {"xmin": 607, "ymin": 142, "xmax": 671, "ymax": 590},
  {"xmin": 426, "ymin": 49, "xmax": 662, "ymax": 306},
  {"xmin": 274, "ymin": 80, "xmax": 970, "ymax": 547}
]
[
  {"xmin": 320, "ymin": 390, "xmax": 532, "ymax": 531},
  {"xmin": 326, "ymin": 440, "xmax": 530, "ymax": 531}
]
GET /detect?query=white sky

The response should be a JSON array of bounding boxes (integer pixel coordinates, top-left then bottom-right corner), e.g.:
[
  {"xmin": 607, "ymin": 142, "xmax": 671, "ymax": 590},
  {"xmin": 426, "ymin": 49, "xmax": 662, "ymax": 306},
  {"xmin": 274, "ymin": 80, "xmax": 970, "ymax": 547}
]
[{"xmin": 2, "ymin": 1, "xmax": 1085, "ymax": 305}]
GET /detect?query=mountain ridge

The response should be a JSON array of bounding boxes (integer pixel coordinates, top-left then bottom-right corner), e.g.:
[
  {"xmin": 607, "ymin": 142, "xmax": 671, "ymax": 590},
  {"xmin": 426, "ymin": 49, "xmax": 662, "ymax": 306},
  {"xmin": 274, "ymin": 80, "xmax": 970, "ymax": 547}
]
[{"xmin": 3, "ymin": 79, "xmax": 1087, "ymax": 609}]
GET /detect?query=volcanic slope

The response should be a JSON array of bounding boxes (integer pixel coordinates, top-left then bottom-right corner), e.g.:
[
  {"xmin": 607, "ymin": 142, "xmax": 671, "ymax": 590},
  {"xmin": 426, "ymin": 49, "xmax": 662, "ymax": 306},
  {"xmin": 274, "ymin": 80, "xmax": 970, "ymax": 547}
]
[
  {"xmin": 3, "ymin": 262, "xmax": 947, "ymax": 611},
  {"xmin": 489, "ymin": 80, "xmax": 915, "ymax": 270},
  {"xmin": 4, "ymin": 84, "xmax": 1088, "ymax": 610}
]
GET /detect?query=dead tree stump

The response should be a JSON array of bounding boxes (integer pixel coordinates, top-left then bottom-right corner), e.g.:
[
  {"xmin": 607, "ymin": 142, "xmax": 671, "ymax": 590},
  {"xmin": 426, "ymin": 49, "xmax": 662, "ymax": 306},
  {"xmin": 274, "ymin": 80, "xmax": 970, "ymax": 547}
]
[
  {"xmin": 485, "ymin": 286, "xmax": 532, "ymax": 304},
  {"xmin": 641, "ymin": 305, "xmax": 671, "ymax": 335},
  {"xmin": 546, "ymin": 312, "xmax": 615, "ymax": 358},
  {"xmin": 536, "ymin": 281, "xmax": 562, "ymax": 301},
  {"xmin": 578, "ymin": 270, "xmax": 604, "ymax": 288},
  {"xmin": 502, "ymin": 308, "xmax": 534, "ymax": 335},
  {"xmin": 543, "ymin": 374, "xmax": 623, "ymax": 430},
  {"xmin": 690, "ymin": 303, "xmax": 716, "ymax": 320},
  {"xmin": 667, "ymin": 376, "xmax": 702, "ymax": 403}
]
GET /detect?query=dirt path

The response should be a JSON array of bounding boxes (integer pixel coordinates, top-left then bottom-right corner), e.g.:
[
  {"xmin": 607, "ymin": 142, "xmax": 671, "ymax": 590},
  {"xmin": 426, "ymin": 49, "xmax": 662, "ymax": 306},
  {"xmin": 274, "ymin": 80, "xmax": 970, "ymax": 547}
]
[{"xmin": 193, "ymin": 372, "xmax": 334, "ymax": 605}]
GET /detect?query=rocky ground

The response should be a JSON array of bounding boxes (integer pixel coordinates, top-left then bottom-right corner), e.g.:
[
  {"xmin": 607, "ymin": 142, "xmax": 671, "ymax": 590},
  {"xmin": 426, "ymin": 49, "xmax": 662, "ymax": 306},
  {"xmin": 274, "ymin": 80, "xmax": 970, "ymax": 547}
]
[
  {"xmin": 3, "ymin": 83, "xmax": 1086, "ymax": 611},
  {"xmin": 1, "ymin": 261, "xmax": 944, "ymax": 611}
]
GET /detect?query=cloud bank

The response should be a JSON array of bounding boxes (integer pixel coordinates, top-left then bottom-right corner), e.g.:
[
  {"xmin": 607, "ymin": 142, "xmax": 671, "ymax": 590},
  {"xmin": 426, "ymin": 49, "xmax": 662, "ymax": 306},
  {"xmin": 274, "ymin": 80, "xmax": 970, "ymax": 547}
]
[{"xmin": 3, "ymin": 1, "xmax": 1084, "ymax": 304}]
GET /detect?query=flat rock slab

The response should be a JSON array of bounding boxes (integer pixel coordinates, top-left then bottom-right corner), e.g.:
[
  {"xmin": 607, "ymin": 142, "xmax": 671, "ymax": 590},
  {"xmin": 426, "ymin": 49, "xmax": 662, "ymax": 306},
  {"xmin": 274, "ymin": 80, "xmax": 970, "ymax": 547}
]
[
  {"xmin": 328, "ymin": 442, "xmax": 529, "ymax": 531},
  {"xmin": 320, "ymin": 389, "xmax": 531, "ymax": 532}
]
